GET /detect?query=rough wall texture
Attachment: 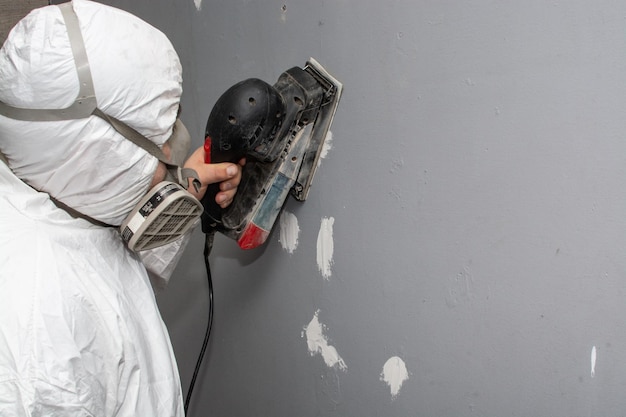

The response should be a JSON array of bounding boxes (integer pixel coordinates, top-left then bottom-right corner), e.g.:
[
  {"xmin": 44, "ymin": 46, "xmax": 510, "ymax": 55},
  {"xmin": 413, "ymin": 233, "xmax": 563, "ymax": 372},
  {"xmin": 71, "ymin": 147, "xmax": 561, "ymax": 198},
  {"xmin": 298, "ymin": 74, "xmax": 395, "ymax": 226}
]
[{"xmin": 102, "ymin": 1, "xmax": 626, "ymax": 416}]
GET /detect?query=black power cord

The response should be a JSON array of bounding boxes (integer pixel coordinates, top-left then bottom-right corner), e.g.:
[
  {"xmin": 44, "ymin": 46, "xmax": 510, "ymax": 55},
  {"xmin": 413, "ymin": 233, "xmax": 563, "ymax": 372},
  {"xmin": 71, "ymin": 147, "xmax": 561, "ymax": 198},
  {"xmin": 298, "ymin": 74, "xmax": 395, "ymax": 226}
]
[{"xmin": 184, "ymin": 232, "xmax": 215, "ymax": 415}]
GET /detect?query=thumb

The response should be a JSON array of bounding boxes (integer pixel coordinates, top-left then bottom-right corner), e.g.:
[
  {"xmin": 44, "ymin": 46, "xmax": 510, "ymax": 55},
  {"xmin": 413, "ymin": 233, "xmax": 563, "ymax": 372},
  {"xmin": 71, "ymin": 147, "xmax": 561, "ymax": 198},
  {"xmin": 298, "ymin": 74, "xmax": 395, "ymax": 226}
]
[{"xmin": 203, "ymin": 162, "xmax": 239, "ymax": 184}]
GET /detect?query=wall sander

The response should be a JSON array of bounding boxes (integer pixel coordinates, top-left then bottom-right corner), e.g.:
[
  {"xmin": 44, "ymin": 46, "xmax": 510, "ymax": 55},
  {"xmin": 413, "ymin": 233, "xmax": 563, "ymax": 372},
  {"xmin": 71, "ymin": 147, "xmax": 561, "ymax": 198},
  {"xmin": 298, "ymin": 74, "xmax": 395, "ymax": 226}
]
[
  {"xmin": 200, "ymin": 57, "xmax": 343, "ymax": 249},
  {"xmin": 185, "ymin": 58, "xmax": 342, "ymax": 414}
]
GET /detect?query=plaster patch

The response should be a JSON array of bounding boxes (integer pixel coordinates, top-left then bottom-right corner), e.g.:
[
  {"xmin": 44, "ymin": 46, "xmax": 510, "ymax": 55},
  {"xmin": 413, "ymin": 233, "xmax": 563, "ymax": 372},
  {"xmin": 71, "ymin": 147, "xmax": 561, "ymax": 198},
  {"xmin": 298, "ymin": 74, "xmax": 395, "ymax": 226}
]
[
  {"xmin": 302, "ymin": 310, "xmax": 347, "ymax": 371},
  {"xmin": 591, "ymin": 345, "xmax": 597, "ymax": 378},
  {"xmin": 380, "ymin": 356, "xmax": 409, "ymax": 399},
  {"xmin": 279, "ymin": 210, "xmax": 300, "ymax": 254},
  {"xmin": 316, "ymin": 217, "xmax": 335, "ymax": 279},
  {"xmin": 317, "ymin": 130, "xmax": 333, "ymax": 168},
  {"xmin": 193, "ymin": 0, "xmax": 202, "ymax": 11}
]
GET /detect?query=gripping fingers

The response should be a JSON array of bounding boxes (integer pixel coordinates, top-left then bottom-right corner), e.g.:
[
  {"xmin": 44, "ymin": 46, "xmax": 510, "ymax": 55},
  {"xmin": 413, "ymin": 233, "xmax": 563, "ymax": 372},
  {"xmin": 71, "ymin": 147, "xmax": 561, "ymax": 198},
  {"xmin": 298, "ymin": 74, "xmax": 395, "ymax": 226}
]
[{"xmin": 216, "ymin": 189, "xmax": 236, "ymax": 207}]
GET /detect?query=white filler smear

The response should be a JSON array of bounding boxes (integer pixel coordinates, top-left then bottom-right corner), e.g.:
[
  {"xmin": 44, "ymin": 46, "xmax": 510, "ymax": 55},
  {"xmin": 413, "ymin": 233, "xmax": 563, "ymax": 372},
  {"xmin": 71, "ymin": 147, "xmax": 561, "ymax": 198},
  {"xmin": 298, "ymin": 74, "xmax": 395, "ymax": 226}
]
[
  {"xmin": 193, "ymin": 0, "xmax": 202, "ymax": 11},
  {"xmin": 591, "ymin": 345, "xmax": 597, "ymax": 378},
  {"xmin": 380, "ymin": 356, "xmax": 409, "ymax": 399},
  {"xmin": 317, "ymin": 131, "xmax": 333, "ymax": 168},
  {"xmin": 316, "ymin": 217, "xmax": 335, "ymax": 279},
  {"xmin": 279, "ymin": 210, "xmax": 300, "ymax": 253},
  {"xmin": 302, "ymin": 310, "xmax": 347, "ymax": 371}
]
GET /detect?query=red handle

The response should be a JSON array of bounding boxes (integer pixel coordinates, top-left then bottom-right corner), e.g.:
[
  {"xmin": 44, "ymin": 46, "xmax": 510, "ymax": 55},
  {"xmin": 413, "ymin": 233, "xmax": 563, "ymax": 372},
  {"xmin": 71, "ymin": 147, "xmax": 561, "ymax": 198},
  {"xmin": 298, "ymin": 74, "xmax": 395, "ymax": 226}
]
[{"xmin": 203, "ymin": 136, "xmax": 212, "ymax": 164}]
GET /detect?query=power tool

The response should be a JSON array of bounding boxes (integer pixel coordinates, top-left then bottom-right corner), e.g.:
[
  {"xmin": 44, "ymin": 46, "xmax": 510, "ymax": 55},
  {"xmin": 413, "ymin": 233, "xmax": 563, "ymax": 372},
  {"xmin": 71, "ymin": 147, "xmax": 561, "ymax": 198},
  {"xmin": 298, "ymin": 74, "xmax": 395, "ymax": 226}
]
[{"xmin": 200, "ymin": 58, "xmax": 343, "ymax": 249}]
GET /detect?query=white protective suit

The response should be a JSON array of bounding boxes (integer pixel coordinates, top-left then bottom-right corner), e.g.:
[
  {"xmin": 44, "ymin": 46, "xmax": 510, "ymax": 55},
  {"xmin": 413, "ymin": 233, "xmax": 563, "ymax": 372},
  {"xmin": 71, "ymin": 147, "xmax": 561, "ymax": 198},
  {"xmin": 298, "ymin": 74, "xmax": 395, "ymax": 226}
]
[{"xmin": 0, "ymin": 1, "xmax": 189, "ymax": 415}]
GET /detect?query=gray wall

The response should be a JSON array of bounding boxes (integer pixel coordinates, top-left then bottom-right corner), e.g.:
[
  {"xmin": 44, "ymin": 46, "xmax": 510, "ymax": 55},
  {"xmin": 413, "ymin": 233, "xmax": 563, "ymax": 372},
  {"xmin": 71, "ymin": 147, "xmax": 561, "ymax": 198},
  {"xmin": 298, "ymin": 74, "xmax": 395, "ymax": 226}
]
[{"xmin": 103, "ymin": 1, "xmax": 626, "ymax": 416}]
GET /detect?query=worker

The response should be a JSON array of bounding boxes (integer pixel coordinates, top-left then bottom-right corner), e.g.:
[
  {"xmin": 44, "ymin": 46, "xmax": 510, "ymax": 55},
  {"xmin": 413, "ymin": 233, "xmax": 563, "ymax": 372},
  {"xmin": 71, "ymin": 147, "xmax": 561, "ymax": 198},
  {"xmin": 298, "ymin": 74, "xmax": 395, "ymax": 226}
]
[{"xmin": 0, "ymin": 0, "xmax": 242, "ymax": 415}]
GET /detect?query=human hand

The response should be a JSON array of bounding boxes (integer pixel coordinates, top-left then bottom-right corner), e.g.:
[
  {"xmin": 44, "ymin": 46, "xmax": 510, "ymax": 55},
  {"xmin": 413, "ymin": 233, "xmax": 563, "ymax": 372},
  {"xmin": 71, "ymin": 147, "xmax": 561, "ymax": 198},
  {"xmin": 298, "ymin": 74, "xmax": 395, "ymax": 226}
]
[{"xmin": 183, "ymin": 146, "xmax": 245, "ymax": 207}]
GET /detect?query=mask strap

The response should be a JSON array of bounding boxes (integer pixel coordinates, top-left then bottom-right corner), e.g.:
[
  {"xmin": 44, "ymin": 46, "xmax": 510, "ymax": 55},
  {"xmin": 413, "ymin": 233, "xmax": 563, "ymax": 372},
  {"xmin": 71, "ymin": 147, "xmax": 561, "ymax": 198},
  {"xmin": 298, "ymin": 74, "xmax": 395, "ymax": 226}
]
[
  {"xmin": 0, "ymin": 2, "xmax": 96, "ymax": 121},
  {"xmin": 49, "ymin": 194, "xmax": 115, "ymax": 228},
  {"xmin": 91, "ymin": 108, "xmax": 201, "ymax": 192},
  {"xmin": 3, "ymin": 150, "xmax": 113, "ymax": 227}
]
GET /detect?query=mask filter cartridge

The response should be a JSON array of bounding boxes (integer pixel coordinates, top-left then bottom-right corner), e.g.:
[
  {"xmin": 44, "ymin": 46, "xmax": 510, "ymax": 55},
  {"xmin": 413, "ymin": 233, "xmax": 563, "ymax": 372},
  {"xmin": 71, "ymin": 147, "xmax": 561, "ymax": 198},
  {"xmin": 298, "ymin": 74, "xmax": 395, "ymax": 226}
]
[{"xmin": 121, "ymin": 181, "xmax": 203, "ymax": 252}]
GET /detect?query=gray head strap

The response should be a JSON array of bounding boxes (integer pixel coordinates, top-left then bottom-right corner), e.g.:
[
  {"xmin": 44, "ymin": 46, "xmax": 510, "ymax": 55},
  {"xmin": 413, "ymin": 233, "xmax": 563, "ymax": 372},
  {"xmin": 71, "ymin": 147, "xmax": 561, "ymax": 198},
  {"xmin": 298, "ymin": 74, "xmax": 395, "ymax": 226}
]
[
  {"xmin": 0, "ymin": 2, "xmax": 96, "ymax": 121},
  {"xmin": 92, "ymin": 108, "xmax": 201, "ymax": 192}
]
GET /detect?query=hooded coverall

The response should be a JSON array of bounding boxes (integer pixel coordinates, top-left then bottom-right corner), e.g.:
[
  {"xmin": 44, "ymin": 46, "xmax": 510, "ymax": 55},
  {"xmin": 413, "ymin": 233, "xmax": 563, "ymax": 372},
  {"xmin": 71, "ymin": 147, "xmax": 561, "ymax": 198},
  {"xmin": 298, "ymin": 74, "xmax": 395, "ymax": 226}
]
[{"xmin": 0, "ymin": 1, "xmax": 189, "ymax": 415}]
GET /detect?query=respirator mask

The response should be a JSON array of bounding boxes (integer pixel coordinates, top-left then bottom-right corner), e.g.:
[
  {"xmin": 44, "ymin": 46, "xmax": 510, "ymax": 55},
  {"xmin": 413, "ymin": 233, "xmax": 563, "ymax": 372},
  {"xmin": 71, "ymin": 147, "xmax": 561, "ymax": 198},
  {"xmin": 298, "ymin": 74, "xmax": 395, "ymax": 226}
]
[
  {"xmin": 0, "ymin": 2, "xmax": 203, "ymax": 252},
  {"xmin": 118, "ymin": 118, "xmax": 203, "ymax": 252}
]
